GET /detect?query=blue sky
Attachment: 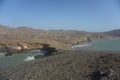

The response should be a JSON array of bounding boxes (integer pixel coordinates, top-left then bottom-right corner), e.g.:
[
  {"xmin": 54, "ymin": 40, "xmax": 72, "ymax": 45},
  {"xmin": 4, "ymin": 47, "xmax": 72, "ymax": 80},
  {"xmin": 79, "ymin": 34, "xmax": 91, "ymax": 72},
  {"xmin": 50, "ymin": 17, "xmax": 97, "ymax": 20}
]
[{"xmin": 0, "ymin": 0, "xmax": 120, "ymax": 31}]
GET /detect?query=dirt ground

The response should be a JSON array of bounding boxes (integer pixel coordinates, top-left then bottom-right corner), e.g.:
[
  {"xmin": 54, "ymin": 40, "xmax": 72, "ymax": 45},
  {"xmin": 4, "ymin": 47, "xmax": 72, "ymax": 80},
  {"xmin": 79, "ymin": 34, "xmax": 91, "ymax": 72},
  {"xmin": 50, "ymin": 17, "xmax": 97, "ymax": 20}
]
[{"xmin": 0, "ymin": 50, "xmax": 120, "ymax": 80}]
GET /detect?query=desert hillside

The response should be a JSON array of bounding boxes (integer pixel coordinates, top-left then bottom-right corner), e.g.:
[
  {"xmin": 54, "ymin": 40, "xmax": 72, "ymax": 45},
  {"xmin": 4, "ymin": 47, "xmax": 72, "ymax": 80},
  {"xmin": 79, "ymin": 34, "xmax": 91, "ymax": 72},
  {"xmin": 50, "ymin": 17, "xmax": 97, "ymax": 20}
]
[
  {"xmin": 0, "ymin": 25, "xmax": 89, "ymax": 51},
  {"xmin": 0, "ymin": 25, "xmax": 119, "ymax": 53},
  {"xmin": 0, "ymin": 25, "xmax": 119, "ymax": 41}
]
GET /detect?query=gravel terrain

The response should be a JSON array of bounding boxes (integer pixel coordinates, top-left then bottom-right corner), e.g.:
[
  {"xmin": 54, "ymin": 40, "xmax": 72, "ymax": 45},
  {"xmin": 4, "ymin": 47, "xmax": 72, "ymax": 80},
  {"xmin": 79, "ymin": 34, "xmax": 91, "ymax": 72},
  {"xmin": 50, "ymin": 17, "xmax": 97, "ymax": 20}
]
[{"xmin": 0, "ymin": 50, "xmax": 120, "ymax": 80}]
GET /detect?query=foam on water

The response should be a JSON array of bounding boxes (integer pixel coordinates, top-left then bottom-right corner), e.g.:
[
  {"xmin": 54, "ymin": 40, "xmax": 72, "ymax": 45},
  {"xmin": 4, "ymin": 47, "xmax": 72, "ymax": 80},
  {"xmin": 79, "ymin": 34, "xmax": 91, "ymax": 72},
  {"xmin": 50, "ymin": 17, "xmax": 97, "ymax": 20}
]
[
  {"xmin": 25, "ymin": 50, "xmax": 47, "ymax": 61},
  {"xmin": 25, "ymin": 56, "xmax": 35, "ymax": 61},
  {"xmin": 0, "ymin": 49, "xmax": 47, "ymax": 68},
  {"xmin": 0, "ymin": 53, "xmax": 5, "ymax": 57},
  {"xmin": 72, "ymin": 39, "xmax": 120, "ymax": 51},
  {"xmin": 72, "ymin": 43, "xmax": 91, "ymax": 49}
]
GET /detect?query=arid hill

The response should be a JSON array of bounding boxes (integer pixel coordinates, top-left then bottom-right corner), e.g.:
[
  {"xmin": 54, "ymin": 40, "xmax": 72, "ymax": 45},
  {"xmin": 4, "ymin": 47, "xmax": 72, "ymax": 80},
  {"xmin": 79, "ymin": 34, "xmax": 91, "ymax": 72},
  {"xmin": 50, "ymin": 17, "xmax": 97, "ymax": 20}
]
[
  {"xmin": 0, "ymin": 25, "xmax": 120, "ymax": 40},
  {"xmin": 0, "ymin": 25, "xmax": 87, "ymax": 40},
  {"xmin": 90, "ymin": 29, "xmax": 120, "ymax": 39},
  {"xmin": 0, "ymin": 25, "xmax": 89, "ymax": 50},
  {"xmin": 0, "ymin": 25, "xmax": 119, "ymax": 51}
]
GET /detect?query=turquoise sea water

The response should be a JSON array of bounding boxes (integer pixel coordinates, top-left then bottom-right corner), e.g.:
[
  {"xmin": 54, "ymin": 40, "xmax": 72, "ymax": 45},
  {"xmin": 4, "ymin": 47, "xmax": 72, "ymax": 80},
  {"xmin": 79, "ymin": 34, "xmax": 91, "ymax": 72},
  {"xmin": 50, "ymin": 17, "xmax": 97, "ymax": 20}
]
[
  {"xmin": 0, "ymin": 39, "xmax": 120, "ymax": 68},
  {"xmin": 0, "ymin": 50, "xmax": 44, "ymax": 68},
  {"xmin": 73, "ymin": 39, "xmax": 120, "ymax": 51}
]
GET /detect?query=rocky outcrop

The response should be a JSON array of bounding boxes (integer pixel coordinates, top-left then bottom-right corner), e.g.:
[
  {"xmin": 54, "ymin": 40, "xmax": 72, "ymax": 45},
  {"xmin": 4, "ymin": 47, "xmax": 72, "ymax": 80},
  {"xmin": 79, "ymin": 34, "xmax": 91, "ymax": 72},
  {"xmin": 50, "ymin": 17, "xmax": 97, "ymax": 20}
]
[
  {"xmin": 0, "ymin": 35, "xmax": 91, "ymax": 56},
  {"xmin": 0, "ymin": 40, "xmax": 57, "ymax": 56}
]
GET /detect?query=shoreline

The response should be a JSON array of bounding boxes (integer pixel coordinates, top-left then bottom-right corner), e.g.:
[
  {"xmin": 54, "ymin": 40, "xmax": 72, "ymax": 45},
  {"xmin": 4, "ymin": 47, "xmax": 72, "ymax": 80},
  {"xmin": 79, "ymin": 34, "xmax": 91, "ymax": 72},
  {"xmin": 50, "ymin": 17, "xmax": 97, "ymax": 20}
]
[
  {"xmin": 71, "ymin": 43, "xmax": 90, "ymax": 49},
  {"xmin": 0, "ymin": 50, "xmax": 120, "ymax": 80},
  {"xmin": 71, "ymin": 38, "xmax": 120, "ymax": 51}
]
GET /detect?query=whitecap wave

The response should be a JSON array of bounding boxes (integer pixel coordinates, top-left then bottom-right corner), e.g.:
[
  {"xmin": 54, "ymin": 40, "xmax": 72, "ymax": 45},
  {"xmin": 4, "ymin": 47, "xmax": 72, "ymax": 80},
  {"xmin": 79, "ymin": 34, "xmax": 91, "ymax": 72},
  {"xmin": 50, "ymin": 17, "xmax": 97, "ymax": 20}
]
[
  {"xmin": 25, "ymin": 56, "xmax": 35, "ymax": 61},
  {"xmin": 72, "ymin": 44, "xmax": 90, "ymax": 49}
]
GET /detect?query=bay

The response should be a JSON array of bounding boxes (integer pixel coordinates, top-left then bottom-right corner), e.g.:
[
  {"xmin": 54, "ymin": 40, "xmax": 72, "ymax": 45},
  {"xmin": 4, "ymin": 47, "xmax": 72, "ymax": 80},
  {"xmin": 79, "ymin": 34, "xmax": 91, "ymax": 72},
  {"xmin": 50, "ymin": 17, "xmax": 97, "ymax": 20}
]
[
  {"xmin": 0, "ymin": 50, "xmax": 45, "ymax": 68},
  {"xmin": 73, "ymin": 39, "xmax": 120, "ymax": 51}
]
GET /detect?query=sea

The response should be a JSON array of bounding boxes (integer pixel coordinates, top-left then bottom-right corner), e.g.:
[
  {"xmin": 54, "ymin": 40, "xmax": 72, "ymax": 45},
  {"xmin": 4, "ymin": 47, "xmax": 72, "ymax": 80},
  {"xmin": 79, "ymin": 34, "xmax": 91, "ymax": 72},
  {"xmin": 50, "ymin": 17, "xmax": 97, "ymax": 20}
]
[
  {"xmin": 0, "ymin": 39, "xmax": 120, "ymax": 68},
  {"xmin": 72, "ymin": 39, "xmax": 120, "ymax": 51},
  {"xmin": 0, "ymin": 50, "xmax": 45, "ymax": 68}
]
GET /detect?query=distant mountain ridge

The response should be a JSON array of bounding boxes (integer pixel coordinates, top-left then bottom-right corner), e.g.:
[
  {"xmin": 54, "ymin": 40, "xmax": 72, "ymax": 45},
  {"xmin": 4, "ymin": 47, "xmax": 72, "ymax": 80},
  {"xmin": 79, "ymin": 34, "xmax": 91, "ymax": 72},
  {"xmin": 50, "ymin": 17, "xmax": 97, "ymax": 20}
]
[
  {"xmin": 0, "ymin": 25, "xmax": 87, "ymax": 40},
  {"xmin": 0, "ymin": 25, "xmax": 119, "ymax": 41},
  {"xmin": 0, "ymin": 25, "xmax": 119, "ymax": 50},
  {"xmin": 105, "ymin": 29, "xmax": 120, "ymax": 37}
]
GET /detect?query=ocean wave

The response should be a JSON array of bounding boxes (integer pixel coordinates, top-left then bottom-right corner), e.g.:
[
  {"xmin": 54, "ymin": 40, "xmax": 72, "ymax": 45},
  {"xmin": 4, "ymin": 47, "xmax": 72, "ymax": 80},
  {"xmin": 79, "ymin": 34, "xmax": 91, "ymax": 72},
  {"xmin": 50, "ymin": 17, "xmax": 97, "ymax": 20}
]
[
  {"xmin": 25, "ymin": 56, "xmax": 35, "ymax": 61},
  {"xmin": 71, "ymin": 44, "xmax": 90, "ymax": 49}
]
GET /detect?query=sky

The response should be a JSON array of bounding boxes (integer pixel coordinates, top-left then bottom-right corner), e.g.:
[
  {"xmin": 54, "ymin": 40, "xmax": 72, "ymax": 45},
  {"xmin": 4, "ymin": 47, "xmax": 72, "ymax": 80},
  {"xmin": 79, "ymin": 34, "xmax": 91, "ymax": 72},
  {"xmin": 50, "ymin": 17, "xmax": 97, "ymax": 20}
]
[{"xmin": 0, "ymin": 0, "xmax": 120, "ymax": 31}]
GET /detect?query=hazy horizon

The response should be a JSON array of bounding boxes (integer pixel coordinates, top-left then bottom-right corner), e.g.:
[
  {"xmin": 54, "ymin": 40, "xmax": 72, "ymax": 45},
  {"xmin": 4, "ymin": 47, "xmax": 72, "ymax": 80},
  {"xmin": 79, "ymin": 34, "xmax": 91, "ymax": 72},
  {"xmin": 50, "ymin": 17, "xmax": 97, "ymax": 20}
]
[
  {"xmin": 0, "ymin": 0, "xmax": 120, "ymax": 32},
  {"xmin": 1, "ymin": 24, "xmax": 120, "ymax": 33}
]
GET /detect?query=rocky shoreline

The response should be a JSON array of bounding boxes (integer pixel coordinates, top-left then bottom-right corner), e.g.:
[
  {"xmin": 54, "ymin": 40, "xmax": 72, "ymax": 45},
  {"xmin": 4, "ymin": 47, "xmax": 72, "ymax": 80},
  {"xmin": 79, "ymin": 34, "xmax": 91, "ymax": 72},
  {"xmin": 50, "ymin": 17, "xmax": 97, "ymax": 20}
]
[
  {"xmin": 0, "ymin": 40, "xmax": 59, "ymax": 56},
  {"xmin": 0, "ymin": 50, "xmax": 120, "ymax": 80}
]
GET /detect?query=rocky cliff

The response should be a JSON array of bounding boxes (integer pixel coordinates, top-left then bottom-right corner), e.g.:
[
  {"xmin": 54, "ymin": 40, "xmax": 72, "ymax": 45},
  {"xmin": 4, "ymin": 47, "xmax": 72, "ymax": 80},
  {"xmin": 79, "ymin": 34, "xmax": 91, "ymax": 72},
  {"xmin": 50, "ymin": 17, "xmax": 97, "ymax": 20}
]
[{"xmin": 0, "ymin": 25, "xmax": 90, "ymax": 52}]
